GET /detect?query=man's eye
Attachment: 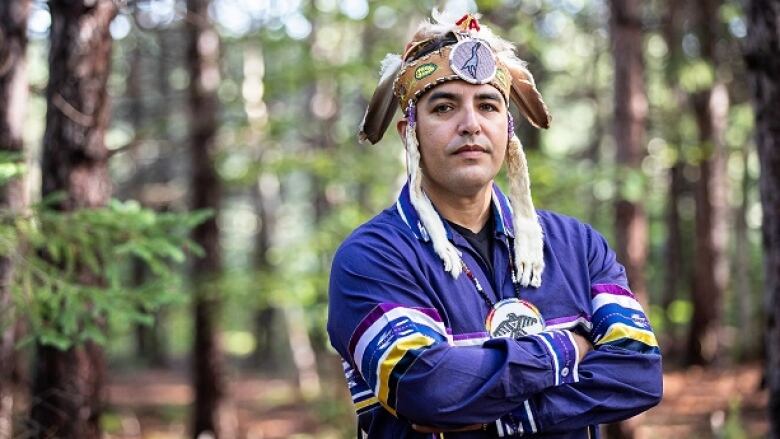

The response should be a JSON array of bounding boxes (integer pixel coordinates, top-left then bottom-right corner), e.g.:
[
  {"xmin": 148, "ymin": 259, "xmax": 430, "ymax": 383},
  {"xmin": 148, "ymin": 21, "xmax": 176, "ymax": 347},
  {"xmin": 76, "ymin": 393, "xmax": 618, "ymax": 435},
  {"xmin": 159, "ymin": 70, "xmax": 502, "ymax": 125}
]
[
  {"xmin": 434, "ymin": 104, "xmax": 453, "ymax": 113},
  {"xmin": 480, "ymin": 103, "xmax": 498, "ymax": 112}
]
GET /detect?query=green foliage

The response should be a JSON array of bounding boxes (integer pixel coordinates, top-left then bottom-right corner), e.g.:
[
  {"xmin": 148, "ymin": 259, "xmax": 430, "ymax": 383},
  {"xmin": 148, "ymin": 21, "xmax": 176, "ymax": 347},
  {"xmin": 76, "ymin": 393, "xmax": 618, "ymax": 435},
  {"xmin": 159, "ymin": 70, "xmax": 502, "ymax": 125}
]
[
  {"xmin": 647, "ymin": 304, "xmax": 666, "ymax": 334},
  {"xmin": 0, "ymin": 151, "xmax": 26, "ymax": 186},
  {"xmin": 680, "ymin": 60, "xmax": 716, "ymax": 93},
  {"xmin": 668, "ymin": 299, "xmax": 694, "ymax": 325},
  {"xmin": 616, "ymin": 166, "xmax": 648, "ymax": 203},
  {"xmin": 720, "ymin": 398, "xmax": 749, "ymax": 439},
  {"xmin": 100, "ymin": 411, "xmax": 124, "ymax": 435},
  {"xmin": 0, "ymin": 197, "xmax": 210, "ymax": 351}
]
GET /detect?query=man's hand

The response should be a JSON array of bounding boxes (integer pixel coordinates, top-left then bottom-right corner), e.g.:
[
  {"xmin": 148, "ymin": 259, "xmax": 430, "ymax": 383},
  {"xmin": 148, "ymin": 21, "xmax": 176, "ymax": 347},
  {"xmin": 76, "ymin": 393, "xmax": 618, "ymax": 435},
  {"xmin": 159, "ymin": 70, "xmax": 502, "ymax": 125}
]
[
  {"xmin": 571, "ymin": 331, "xmax": 592, "ymax": 361},
  {"xmin": 412, "ymin": 331, "xmax": 590, "ymax": 436}
]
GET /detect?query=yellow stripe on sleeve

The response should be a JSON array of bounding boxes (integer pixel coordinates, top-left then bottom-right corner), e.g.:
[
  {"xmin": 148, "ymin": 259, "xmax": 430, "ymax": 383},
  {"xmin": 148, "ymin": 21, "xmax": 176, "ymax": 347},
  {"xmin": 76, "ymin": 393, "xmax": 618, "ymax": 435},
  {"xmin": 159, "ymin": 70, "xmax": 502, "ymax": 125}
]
[
  {"xmin": 354, "ymin": 396, "xmax": 379, "ymax": 412},
  {"xmin": 375, "ymin": 333, "xmax": 436, "ymax": 416},
  {"xmin": 597, "ymin": 322, "xmax": 658, "ymax": 347}
]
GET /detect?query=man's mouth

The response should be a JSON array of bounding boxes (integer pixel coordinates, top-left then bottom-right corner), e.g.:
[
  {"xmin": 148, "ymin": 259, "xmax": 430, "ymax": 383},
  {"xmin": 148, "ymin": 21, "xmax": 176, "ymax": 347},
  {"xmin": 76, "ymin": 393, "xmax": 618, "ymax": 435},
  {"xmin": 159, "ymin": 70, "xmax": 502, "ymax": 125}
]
[{"xmin": 454, "ymin": 144, "xmax": 488, "ymax": 155}]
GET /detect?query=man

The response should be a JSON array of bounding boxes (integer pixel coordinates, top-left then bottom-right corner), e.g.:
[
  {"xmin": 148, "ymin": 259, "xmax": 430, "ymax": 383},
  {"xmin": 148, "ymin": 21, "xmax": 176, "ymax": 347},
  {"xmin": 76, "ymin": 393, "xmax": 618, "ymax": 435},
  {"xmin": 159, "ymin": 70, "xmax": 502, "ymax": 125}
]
[{"xmin": 327, "ymin": 10, "xmax": 662, "ymax": 438}]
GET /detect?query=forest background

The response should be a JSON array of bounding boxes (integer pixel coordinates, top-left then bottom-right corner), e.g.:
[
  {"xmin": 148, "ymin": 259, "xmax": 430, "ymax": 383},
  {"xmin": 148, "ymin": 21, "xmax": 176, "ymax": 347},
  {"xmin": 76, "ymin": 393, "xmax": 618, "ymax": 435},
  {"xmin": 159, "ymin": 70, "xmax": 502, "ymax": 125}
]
[{"xmin": 0, "ymin": 0, "xmax": 778, "ymax": 438}]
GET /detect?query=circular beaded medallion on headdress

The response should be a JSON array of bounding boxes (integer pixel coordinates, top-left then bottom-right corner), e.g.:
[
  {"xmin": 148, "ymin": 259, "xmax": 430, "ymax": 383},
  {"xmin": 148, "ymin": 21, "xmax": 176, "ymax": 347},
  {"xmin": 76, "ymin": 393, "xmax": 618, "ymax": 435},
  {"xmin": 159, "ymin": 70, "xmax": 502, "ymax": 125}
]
[{"xmin": 449, "ymin": 39, "xmax": 497, "ymax": 84}]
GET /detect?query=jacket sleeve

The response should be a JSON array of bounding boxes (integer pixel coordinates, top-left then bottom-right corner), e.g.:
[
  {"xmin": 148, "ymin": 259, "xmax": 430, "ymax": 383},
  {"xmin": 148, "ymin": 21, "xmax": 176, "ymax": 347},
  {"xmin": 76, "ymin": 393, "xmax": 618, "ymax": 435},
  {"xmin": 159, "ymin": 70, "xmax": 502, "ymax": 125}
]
[
  {"xmin": 327, "ymin": 230, "xmax": 583, "ymax": 428},
  {"xmin": 493, "ymin": 225, "xmax": 663, "ymax": 436}
]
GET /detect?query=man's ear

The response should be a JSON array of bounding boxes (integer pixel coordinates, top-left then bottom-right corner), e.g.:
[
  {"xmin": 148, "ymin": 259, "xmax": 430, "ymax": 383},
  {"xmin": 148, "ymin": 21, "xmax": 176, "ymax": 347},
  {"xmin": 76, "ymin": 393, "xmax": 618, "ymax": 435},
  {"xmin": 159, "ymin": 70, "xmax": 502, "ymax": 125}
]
[{"xmin": 396, "ymin": 118, "xmax": 408, "ymax": 141}]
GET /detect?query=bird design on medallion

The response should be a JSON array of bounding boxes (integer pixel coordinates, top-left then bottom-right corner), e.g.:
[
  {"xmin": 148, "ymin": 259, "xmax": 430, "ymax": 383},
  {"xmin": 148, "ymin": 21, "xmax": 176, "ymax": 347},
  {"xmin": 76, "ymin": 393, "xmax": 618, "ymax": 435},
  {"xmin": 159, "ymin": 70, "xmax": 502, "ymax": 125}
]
[{"xmin": 461, "ymin": 42, "xmax": 481, "ymax": 79}]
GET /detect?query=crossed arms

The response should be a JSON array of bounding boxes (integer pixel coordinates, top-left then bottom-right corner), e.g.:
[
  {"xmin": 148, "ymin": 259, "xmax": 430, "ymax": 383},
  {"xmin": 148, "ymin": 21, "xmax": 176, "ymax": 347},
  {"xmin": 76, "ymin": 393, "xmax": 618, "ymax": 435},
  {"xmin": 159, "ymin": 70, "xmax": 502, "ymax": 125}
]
[{"xmin": 327, "ymin": 223, "xmax": 662, "ymax": 436}]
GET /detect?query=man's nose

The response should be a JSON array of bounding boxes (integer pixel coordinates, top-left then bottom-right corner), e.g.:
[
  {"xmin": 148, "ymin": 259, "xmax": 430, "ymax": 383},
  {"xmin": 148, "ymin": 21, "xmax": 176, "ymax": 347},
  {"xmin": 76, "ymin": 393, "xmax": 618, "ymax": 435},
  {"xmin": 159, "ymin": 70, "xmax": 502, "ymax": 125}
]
[{"xmin": 458, "ymin": 106, "xmax": 481, "ymax": 136}]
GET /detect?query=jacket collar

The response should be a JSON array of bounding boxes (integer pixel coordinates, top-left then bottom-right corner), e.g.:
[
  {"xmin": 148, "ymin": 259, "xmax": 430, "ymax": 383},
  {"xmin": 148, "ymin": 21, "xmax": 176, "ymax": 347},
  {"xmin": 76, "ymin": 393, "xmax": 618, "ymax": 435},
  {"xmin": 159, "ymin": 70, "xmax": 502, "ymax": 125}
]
[{"xmin": 395, "ymin": 182, "xmax": 515, "ymax": 242}]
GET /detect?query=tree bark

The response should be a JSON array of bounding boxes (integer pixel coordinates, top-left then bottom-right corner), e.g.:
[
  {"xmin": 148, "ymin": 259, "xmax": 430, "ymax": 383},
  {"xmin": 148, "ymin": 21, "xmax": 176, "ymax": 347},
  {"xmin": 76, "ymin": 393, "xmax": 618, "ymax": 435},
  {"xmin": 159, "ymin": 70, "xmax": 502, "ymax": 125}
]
[
  {"xmin": 662, "ymin": 164, "xmax": 683, "ymax": 313},
  {"xmin": 734, "ymin": 142, "xmax": 754, "ymax": 360},
  {"xmin": 31, "ymin": 344, "xmax": 106, "ymax": 439},
  {"xmin": 127, "ymin": 38, "xmax": 150, "ymax": 362},
  {"xmin": 156, "ymin": 28, "xmax": 173, "ymax": 126},
  {"xmin": 251, "ymin": 175, "xmax": 280, "ymax": 371},
  {"xmin": 123, "ymin": 36, "xmax": 169, "ymax": 368},
  {"xmin": 240, "ymin": 45, "xmax": 280, "ymax": 371},
  {"xmin": 744, "ymin": 0, "xmax": 780, "ymax": 436},
  {"xmin": 186, "ymin": 1, "xmax": 230, "ymax": 437},
  {"xmin": 30, "ymin": 1, "xmax": 117, "ymax": 438},
  {"xmin": 659, "ymin": 0, "xmax": 690, "ymax": 354},
  {"xmin": 607, "ymin": 1, "xmax": 647, "ymax": 437},
  {"xmin": 610, "ymin": 0, "xmax": 648, "ymax": 306},
  {"xmin": 0, "ymin": 0, "xmax": 30, "ymax": 437},
  {"xmin": 686, "ymin": 0, "xmax": 730, "ymax": 366}
]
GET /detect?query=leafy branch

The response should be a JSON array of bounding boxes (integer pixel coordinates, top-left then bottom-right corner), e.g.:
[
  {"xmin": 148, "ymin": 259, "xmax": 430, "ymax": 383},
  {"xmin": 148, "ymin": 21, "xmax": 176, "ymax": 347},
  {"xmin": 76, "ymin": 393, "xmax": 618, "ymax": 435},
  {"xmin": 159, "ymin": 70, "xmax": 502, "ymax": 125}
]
[{"xmin": 0, "ymin": 197, "xmax": 211, "ymax": 350}]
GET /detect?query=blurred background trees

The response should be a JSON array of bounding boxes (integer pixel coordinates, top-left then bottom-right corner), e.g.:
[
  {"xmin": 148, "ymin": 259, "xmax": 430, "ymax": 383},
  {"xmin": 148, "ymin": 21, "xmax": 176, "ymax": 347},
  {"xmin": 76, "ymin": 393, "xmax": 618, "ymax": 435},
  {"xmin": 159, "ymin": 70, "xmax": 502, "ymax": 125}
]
[
  {"xmin": 0, "ymin": 0, "xmax": 775, "ymax": 438},
  {"xmin": 30, "ymin": 1, "xmax": 117, "ymax": 436},
  {"xmin": 0, "ymin": 0, "xmax": 30, "ymax": 436},
  {"xmin": 744, "ymin": 0, "xmax": 780, "ymax": 436}
]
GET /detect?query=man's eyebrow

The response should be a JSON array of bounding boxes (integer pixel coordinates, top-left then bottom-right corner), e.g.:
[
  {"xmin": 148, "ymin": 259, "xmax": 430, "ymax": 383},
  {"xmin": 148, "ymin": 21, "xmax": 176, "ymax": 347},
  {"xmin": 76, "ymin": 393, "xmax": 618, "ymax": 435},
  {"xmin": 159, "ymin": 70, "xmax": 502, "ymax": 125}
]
[
  {"xmin": 424, "ymin": 90, "xmax": 504, "ymax": 104},
  {"xmin": 476, "ymin": 91, "xmax": 503, "ymax": 102},
  {"xmin": 425, "ymin": 91, "xmax": 459, "ymax": 102}
]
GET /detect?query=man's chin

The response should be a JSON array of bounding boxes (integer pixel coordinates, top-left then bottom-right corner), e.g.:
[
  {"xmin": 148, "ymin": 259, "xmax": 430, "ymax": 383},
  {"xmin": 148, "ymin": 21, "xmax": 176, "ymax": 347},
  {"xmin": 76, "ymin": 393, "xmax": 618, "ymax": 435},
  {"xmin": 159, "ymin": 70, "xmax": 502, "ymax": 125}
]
[{"xmin": 448, "ymin": 175, "xmax": 496, "ymax": 196}]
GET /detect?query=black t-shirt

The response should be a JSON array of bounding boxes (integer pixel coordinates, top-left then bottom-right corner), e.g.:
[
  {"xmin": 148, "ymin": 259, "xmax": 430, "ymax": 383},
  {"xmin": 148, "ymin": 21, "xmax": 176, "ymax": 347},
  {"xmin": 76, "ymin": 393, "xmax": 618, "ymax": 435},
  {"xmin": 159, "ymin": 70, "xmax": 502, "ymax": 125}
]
[{"xmin": 447, "ymin": 210, "xmax": 495, "ymax": 278}]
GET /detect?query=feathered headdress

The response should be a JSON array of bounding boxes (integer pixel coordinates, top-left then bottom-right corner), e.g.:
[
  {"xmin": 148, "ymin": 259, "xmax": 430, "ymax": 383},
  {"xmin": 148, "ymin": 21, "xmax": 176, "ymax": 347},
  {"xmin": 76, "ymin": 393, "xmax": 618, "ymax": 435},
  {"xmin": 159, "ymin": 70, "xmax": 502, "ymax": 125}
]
[{"xmin": 358, "ymin": 9, "xmax": 550, "ymax": 288}]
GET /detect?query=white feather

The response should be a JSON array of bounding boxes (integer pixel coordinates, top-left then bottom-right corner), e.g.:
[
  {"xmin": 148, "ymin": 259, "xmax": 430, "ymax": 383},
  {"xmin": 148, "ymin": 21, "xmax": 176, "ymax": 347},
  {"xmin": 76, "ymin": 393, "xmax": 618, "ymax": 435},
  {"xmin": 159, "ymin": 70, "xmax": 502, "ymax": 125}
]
[
  {"xmin": 412, "ymin": 18, "xmax": 454, "ymax": 40},
  {"xmin": 414, "ymin": 4, "xmax": 475, "ymax": 40},
  {"xmin": 433, "ymin": 2, "xmax": 476, "ymax": 25},
  {"xmin": 379, "ymin": 54, "xmax": 402, "ymax": 83}
]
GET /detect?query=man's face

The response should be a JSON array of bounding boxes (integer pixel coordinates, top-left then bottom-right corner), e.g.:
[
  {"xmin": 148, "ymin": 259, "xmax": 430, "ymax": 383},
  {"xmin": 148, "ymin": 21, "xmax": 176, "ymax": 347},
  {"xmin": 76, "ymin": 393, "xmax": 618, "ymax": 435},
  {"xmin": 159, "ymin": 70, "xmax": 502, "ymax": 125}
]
[{"xmin": 399, "ymin": 80, "xmax": 508, "ymax": 199}]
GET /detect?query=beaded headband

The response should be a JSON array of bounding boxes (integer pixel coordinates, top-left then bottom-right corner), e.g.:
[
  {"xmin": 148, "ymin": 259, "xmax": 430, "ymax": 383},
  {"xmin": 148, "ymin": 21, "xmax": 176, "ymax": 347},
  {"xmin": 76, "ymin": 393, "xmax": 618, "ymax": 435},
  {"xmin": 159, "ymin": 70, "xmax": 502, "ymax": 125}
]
[
  {"xmin": 393, "ymin": 37, "xmax": 512, "ymax": 108},
  {"xmin": 358, "ymin": 13, "xmax": 551, "ymax": 145}
]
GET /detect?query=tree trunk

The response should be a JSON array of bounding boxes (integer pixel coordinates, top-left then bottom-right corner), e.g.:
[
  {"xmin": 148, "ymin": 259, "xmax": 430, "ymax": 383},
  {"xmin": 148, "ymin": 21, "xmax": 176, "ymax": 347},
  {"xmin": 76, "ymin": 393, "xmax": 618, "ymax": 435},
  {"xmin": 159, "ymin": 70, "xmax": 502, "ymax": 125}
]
[
  {"xmin": 686, "ymin": 0, "xmax": 730, "ymax": 366},
  {"xmin": 31, "ymin": 344, "xmax": 106, "ymax": 439},
  {"xmin": 610, "ymin": 0, "xmax": 648, "ymax": 305},
  {"xmin": 687, "ymin": 85, "xmax": 730, "ymax": 365},
  {"xmin": 123, "ymin": 36, "xmax": 168, "ymax": 368},
  {"xmin": 734, "ymin": 142, "xmax": 754, "ymax": 360},
  {"xmin": 30, "ymin": 1, "xmax": 117, "ymax": 438},
  {"xmin": 186, "ymin": 1, "xmax": 231, "ymax": 437},
  {"xmin": 251, "ymin": 175, "xmax": 281, "ymax": 371},
  {"xmin": 607, "ymin": 1, "xmax": 647, "ymax": 437},
  {"xmin": 156, "ymin": 28, "xmax": 172, "ymax": 126},
  {"xmin": 240, "ymin": 45, "xmax": 279, "ymax": 371},
  {"xmin": 127, "ymin": 38, "xmax": 151, "ymax": 363},
  {"xmin": 744, "ymin": 0, "xmax": 780, "ymax": 436},
  {"xmin": 283, "ymin": 306, "xmax": 320, "ymax": 399},
  {"xmin": 355, "ymin": 21, "xmax": 378, "ymax": 211},
  {"xmin": 662, "ymin": 164, "xmax": 683, "ymax": 319},
  {"xmin": 583, "ymin": 50, "xmax": 606, "ymax": 227},
  {"xmin": 660, "ymin": 0, "xmax": 688, "ymax": 353},
  {"xmin": 0, "ymin": 1, "xmax": 30, "ymax": 436}
]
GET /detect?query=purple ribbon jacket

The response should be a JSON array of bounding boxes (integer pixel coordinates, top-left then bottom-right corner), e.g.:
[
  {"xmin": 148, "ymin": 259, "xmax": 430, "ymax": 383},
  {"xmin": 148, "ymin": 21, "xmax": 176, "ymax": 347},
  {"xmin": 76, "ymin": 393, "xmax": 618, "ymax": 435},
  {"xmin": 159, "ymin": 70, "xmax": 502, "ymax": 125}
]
[{"xmin": 327, "ymin": 183, "xmax": 663, "ymax": 438}]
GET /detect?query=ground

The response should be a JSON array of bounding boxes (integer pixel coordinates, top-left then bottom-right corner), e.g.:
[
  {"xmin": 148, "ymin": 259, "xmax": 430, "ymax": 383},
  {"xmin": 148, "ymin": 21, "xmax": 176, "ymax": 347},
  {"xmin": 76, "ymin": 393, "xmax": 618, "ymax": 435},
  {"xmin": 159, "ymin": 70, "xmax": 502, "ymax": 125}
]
[{"xmin": 642, "ymin": 364, "xmax": 768, "ymax": 438}]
